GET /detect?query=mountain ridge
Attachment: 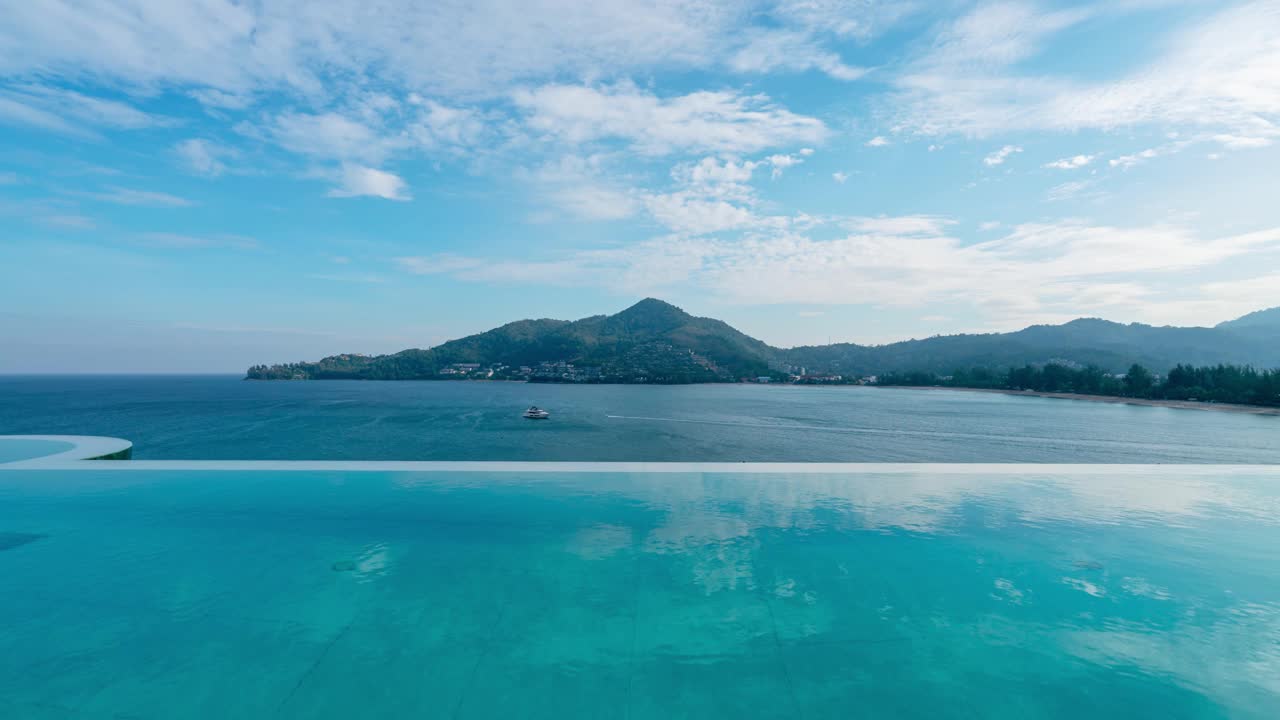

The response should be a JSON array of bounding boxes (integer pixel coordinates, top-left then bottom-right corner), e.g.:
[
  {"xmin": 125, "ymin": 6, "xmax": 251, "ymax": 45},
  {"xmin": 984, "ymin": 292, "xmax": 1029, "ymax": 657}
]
[{"xmin": 247, "ymin": 299, "xmax": 1280, "ymax": 381}]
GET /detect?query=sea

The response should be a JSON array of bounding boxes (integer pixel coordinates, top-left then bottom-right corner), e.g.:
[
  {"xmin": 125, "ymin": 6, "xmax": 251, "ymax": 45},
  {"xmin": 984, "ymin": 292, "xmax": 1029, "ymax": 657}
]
[{"xmin": 1, "ymin": 374, "xmax": 1277, "ymax": 463}]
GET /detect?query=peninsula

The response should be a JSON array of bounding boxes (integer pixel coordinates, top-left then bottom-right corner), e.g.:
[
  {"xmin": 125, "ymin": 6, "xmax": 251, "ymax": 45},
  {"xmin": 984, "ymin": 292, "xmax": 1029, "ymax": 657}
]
[{"xmin": 246, "ymin": 299, "xmax": 1280, "ymax": 407}]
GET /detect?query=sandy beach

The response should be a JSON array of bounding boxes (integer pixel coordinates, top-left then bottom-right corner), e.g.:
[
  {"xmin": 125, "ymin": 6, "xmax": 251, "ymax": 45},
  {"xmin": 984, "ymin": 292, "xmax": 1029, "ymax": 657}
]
[{"xmin": 878, "ymin": 385, "xmax": 1280, "ymax": 416}]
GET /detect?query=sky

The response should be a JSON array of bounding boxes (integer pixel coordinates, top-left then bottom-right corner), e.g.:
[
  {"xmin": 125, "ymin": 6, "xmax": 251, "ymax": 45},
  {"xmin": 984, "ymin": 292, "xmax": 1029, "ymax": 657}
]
[{"xmin": 2, "ymin": 0, "xmax": 1280, "ymax": 372}]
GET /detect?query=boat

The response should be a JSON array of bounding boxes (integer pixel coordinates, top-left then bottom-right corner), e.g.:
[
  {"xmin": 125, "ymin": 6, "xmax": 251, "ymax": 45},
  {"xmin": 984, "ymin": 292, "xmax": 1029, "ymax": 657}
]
[{"xmin": 523, "ymin": 406, "xmax": 550, "ymax": 420}]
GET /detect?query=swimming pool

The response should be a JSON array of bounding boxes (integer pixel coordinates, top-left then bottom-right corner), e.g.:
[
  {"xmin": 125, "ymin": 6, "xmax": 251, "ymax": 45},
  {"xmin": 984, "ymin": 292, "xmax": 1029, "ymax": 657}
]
[
  {"xmin": 0, "ymin": 437, "xmax": 74, "ymax": 463},
  {"xmin": 2, "ymin": 454, "xmax": 1277, "ymax": 719},
  {"xmin": 0, "ymin": 435, "xmax": 132, "ymax": 464}
]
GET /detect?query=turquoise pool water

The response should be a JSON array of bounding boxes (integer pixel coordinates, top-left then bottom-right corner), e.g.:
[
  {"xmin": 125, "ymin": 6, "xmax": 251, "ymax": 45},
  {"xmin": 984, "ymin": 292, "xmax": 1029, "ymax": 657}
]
[
  {"xmin": 0, "ymin": 438, "xmax": 73, "ymax": 463},
  {"xmin": 2, "ymin": 464, "xmax": 1278, "ymax": 718}
]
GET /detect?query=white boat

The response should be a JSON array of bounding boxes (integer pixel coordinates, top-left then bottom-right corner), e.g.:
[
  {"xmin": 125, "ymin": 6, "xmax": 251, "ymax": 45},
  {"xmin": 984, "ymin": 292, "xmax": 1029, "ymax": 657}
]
[{"xmin": 523, "ymin": 406, "xmax": 550, "ymax": 419}]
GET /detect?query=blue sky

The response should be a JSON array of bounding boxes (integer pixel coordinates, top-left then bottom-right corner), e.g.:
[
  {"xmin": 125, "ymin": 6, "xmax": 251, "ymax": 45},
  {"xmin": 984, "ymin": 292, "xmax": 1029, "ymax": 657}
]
[{"xmin": 2, "ymin": 0, "xmax": 1280, "ymax": 372}]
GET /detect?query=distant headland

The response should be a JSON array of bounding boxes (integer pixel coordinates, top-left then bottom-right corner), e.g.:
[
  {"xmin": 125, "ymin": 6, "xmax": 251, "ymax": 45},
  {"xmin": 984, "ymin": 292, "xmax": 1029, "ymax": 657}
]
[{"xmin": 246, "ymin": 299, "xmax": 1280, "ymax": 406}]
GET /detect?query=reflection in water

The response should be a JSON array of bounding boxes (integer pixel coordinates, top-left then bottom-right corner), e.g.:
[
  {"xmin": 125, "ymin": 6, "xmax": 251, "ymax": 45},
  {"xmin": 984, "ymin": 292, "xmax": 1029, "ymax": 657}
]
[{"xmin": 0, "ymin": 466, "xmax": 1277, "ymax": 718}]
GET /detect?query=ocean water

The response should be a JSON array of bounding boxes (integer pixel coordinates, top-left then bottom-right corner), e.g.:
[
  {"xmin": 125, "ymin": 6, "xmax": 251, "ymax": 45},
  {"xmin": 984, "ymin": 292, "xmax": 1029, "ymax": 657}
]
[
  {"xmin": 1, "ymin": 375, "xmax": 1278, "ymax": 463},
  {"xmin": 1, "ymin": 464, "xmax": 1277, "ymax": 719}
]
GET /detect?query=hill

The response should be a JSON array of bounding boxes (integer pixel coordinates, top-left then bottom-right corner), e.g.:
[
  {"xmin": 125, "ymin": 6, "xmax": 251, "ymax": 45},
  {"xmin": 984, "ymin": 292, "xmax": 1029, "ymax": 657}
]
[
  {"xmin": 1218, "ymin": 307, "xmax": 1280, "ymax": 338},
  {"xmin": 248, "ymin": 299, "xmax": 777, "ymax": 382},
  {"xmin": 784, "ymin": 316, "xmax": 1280, "ymax": 376},
  {"xmin": 247, "ymin": 300, "xmax": 1280, "ymax": 382}
]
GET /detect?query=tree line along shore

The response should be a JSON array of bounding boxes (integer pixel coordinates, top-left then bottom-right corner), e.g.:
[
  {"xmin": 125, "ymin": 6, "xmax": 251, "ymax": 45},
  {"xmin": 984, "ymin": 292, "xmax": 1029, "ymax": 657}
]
[{"xmin": 877, "ymin": 363, "xmax": 1280, "ymax": 410}]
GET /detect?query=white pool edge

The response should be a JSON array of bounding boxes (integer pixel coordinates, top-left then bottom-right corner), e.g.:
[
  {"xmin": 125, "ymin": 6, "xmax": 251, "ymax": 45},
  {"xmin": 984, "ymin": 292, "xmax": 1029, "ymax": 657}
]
[{"xmin": 3, "ymin": 459, "xmax": 1278, "ymax": 474}]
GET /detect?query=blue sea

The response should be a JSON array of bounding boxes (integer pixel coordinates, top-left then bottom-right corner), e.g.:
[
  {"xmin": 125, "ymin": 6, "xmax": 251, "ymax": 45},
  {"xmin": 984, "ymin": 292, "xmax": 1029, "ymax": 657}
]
[{"xmin": 1, "ymin": 375, "xmax": 1278, "ymax": 462}]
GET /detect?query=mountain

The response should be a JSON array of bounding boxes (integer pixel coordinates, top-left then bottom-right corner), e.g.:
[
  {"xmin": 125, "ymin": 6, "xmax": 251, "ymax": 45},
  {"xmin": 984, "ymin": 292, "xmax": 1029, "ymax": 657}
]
[
  {"xmin": 784, "ymin": 315, "xmax": 1280, "ymax": 376},
  {"xmin": 248, "ymin": 299, "xmax": 777, "ymax": 382},
  {"xmin": 247, "ymin": 300, "xmax": 1280, "ymax": 382},
  {"xmin": 1218, "ymin": 307, "xmax": 1280, "ymax": 337}
]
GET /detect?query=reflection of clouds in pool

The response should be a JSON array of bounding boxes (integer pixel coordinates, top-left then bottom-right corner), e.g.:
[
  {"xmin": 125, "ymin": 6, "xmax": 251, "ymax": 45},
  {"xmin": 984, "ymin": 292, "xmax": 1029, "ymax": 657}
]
[
  {"xmin": 993, "ymin": 578, "xmax": 1026, "ymax": 605},
  {"xmin": 562, "ymin": 469, "xmax": 1280, "ymax": 540},
  {"xmin": 569, "ymin": 523, "xmax": 632, "ymax": 560},
  {"xmin": 353, "ymin": 543, "xmax": 392, "ymax": 583},
  {"xmin": 689, "ymin": 541, "xmax": 757, "ymax": 595},
  {"xmin": 1063, "ymin": 577, "xmax": 1108, "ymax": 598},
  {"xmin": 643, "ymin": 512, "xmax": 750, "ymax": 554},
  {"xmin": 1122, "ymin": 577, "xmax": 1172, "ymax": 601},
  {"xmin": 1064, "ymin": 601, "xmax": 1280, "ymax": 712}
]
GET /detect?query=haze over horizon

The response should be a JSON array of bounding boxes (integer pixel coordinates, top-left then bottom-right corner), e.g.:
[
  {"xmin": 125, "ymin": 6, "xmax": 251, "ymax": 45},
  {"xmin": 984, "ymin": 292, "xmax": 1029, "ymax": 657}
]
[{"xmin": 3, "ymin": 1, "xmax": 1280, "ymax": 372}]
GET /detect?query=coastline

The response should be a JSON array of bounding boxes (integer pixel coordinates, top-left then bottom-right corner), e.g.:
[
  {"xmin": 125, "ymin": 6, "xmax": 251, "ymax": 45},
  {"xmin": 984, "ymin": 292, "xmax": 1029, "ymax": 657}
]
[{"xmin": 878, "ymin": 385, "xmax": 1280, "ymax": 416}]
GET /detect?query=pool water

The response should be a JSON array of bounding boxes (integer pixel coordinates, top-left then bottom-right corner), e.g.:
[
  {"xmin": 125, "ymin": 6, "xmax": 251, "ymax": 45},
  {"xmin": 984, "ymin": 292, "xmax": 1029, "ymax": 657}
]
[
  {"xmin": 0, "ymin": 438, "xmax": 73, "ymax": 463},
  {"xmin": 1, "ymin": 464, "xmax": 1278, "ymax": 719}
]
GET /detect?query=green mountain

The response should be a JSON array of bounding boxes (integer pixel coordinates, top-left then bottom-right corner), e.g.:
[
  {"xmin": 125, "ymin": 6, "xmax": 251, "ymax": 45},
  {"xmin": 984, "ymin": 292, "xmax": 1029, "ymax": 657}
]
[
  {"xmin": 248, "ymin": 299, "xmax": 777, "ymax": 382},
  {"xmin": 784, "ymin": 316, "xmax": 1280, "ymax": 376},
  {"xmin": 247, "ymin": 300, "xmax": 1280, "ymax": 382},
  {"xmin": 1218, "ymin": 307, "xmax": 1280, "ymax": 337}
]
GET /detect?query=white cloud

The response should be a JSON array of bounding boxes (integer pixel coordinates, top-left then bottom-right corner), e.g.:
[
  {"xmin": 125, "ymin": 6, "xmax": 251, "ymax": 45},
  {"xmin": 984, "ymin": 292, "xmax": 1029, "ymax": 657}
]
[
  {"xmin": 252, "ymin": 111, "xmax": 397, "ymax": 164},
  {"xmin": 640, "ymin": 150, "xmax": 815, "ymax": 233},
  {"xmin": 866, "ymin": 135, "xmax": 890, "ymax": 147},
  {"xmin": 832, "ymin": 171, "xmax": 849, "ymax": 183},
  {"xmin": 0, "ymin": 1, "xmax": 738, "ymax": 99},
  {"xmin": 770, "ymin": 0, "xmax": 919, "ymax": 40},
  {"xmin": 845, "ymin": 215, "xmax": 955, "ymax": 236},
  {"xmin": 1045, "ymin": 180, "xmax": 1094, "ymax": 202},
  {"xmin": 84, "ymin": 187, "xmax": 194, "ymax": 207},
  {"xmin": 765, "ymin": 153, "xmax": 804, "ymax": 179},
  {"xmin": 643, "ymin": 194, "xmax": 768, "ymax": 235},
  {"xmin": 327, "ymin": 165, "xmax": 411, "ymax": 201},
  {"xmin": 40, "ymin": 214, "xmax": 96, "ymax": 230},
  {"xmin": 513, "ymin": 83, "xmax": 827, "ymax": 156},
  {"xmin": 1213, "ymin": 134, "xmax": 1273, "ymax": 150},
  {"xmin": 1108, "ymin": 140, "xmax": 1192, "ymax": 169},
  {"xmin": 0, "ymin": 1, "xmax": 916, "ymax": 105},
  {"xmin": 407, "ymin": 100, "xmax": 487, "ymax": 151},
  {"xmin": 0, "ymin": 85, "xmax": 168, "ymax": 137},
  {"xmin": 727, "ymin": 29, "xmax": 868, "ymax": 81},
  {"xmin": 521, "ymin": 154, "xmax": 640, "ymax": 222},
  {"xmin": 306, "ymin": 273, "xmax": 386, "ymax": 284},
  {"xmin": 396, "ymin": 217, "xmax": 1280, "ymax": 327},
  {"xmin": 174, "ymin": 139, "xmax": 231, "ymax": 177},
  {"xmin": 136, "ymin": 232, "xmax": 258, "ymax": 249},
  {"xmin": 673, "ymin": 156, "xmax": 759, "ymax": 187},
  {"xmin": 892, "ymin": 0, "xmax": 1280, "ymax": 147},
  {"xmin": 1044, "ymin": 154, "xmax": 1096, "ymax": 169},
  {"xmin": 549, "ymin": 186, "xmax": 638, "ymax": 221},
  {"xmin": 983, "ymin": 145, "xmax": 1022, "ymax": 166}
]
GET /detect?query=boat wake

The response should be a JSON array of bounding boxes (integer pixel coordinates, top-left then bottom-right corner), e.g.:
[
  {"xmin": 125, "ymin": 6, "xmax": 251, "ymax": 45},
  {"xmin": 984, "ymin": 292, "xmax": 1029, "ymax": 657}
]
[{"xmin": 604, "ymin": 414, "xmax": 1177, "ymax": 451}]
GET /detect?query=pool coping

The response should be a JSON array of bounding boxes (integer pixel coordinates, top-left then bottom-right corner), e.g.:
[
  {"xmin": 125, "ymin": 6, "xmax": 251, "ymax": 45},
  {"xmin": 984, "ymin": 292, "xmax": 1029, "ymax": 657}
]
[{"xmin": 3, "ymin": 460, "xmax": 1278, "ymax": 474}]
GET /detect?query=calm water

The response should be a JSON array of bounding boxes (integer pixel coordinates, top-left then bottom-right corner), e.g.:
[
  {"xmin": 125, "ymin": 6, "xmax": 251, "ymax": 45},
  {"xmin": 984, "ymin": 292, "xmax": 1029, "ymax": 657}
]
[
  {"xmin": 0, "ymin": 437, "xmax": 72, "ymax": 463},
  {"xmin": 1, "ymin": 465, "xmax": 1278, "ymax": 719},
  {"xmin": 1, "ymin": 375, "xmax": 1278, "ymax": 462}
]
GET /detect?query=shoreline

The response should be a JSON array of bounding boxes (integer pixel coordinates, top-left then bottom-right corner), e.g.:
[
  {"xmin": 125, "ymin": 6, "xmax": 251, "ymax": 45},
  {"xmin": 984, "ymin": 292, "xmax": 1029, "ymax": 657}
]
[{"xmin": 877, "ymin": 385, "xmax": 1280, "ymax": 416}]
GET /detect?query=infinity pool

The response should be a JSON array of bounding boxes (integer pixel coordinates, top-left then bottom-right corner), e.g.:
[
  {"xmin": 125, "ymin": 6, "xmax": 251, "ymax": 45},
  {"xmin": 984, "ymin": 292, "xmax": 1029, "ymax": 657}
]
[
  {"xmin": 1, "ymin": 461, "xmax": 1278, "ymax": 719},
  {"xmin": 0, "ymin": 437, "xmax": 73, "ymax": 463}
]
